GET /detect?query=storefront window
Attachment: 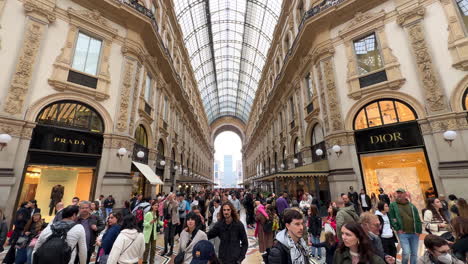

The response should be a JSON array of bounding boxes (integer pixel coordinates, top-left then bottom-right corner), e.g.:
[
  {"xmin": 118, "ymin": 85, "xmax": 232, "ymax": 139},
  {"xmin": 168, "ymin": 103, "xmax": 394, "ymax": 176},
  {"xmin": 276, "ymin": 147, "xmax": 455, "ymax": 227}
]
[
  {"xmin": 135, "ymin": 125, "xmax": 148, "ymax": 147},
  {"xmin": 463, "ymin": 88, "xmax": 468, "ymax": 110},
  {"xmin": 353, "ymin": 99, "xmax": 416, "ymax": 130},
  {"xmin": 37, "ymin": 101, "xmax": 104, "ymax": 133}
]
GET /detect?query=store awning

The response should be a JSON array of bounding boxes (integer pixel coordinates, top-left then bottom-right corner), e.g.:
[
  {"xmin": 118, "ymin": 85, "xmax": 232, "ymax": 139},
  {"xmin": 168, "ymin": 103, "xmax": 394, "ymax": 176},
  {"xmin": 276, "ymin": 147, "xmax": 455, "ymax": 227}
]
[
  {"xmin": 253, "ymin": 160, "xmax": 330, "ymax": 181},
  {"xmin": 132, "ymin": 161, "xmax": 163, "ymax": 185}
]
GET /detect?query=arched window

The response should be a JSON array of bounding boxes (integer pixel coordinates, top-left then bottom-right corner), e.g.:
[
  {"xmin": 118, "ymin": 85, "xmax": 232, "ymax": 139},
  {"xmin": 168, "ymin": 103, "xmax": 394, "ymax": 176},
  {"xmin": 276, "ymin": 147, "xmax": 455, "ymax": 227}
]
[
  {"xmin": 37, "ymin": 101, "xmax": 104, "ymax": 133},
  {"xmin": 353, "ymin": 99, "xmax": 417, "ymax": 130},
  {"xmin": 135, "ymin": 125, "xmax": 148, "ymax": 147},
  {"xmin": 157, "ymin": 139, "xmax": 164, "ymax": 163},
  {"xmin": 294, "ymin": 137, "xmax": 300, "ymax": 154},
  {"xmin": 311, "ymin": 124, "xmax": 324, "ymax": 145},
  {"xmin": 463, "ymin": 88, "xmax": 468, "ymax": 110}
]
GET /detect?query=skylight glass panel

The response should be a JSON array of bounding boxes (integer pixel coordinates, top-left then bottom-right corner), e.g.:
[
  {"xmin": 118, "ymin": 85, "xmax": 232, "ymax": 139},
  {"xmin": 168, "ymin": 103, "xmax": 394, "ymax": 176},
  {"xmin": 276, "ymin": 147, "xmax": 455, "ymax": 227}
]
[{"xmin": 174, "ymin": 0, "xmax": 282, "ymax": 122}]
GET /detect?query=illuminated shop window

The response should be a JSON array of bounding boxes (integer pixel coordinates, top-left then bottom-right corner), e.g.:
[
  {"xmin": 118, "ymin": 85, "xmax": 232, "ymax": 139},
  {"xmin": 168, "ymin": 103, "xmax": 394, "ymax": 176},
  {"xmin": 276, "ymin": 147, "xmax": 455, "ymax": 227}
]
[
  {"xmin": 463, "ymin": 88, "xmax": 468, "ymax": 110},
  {"xmin": 37, "ymin": 101, "xmax": 104, "ymax": 133},
  {"xmin": 353, "ymin": 99, "xmax": 416, "ymax": 130},
  {"xmin": 135, "ymin": 125, "xmax": 148, "ymax": 147}
]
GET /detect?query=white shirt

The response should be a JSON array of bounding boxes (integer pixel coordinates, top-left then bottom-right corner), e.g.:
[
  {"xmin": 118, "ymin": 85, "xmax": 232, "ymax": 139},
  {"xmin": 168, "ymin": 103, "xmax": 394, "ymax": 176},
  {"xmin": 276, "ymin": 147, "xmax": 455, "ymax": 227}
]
[
  {"xmin": 212, "ymin": 206, "xmax": 221, "ymax": 224},
  {"xmin": 377, "ymin": 212, "xmax": 393, "ymax": 238},
  {"xmin": 360, "ymin": 194, "xmax": 368, "ymax": 207}
]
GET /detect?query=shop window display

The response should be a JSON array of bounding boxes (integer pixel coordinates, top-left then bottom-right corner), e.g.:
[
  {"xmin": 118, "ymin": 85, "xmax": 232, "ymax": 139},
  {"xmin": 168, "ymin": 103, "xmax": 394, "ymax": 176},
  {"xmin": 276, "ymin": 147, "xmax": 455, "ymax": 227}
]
[
  {"xmin": 463, "ymin": 88, "xmax": 468, "ymax": 110},
  {"xmin": 353, "ymin": 99, "xmax": 416, "ymax": 129}
]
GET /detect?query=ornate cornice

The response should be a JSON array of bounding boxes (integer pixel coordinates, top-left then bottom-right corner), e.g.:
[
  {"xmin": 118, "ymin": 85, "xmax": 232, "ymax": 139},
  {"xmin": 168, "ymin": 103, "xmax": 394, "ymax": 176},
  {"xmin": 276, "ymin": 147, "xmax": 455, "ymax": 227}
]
[{"xmin": 24, "ymin": 0, "xmax": 56, "ymax": 23}]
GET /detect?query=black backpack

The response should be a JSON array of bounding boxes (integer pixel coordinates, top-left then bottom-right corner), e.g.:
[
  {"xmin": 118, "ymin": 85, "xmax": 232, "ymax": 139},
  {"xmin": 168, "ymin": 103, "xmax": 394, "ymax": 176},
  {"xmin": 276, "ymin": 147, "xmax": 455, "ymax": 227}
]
[
  {"xmin": 33, "ymin": 223, "xmax": 76, "ymax": 264},
  {"xmin": 263, "ymin": 219, "xmax": 273, "ymax": 233}
]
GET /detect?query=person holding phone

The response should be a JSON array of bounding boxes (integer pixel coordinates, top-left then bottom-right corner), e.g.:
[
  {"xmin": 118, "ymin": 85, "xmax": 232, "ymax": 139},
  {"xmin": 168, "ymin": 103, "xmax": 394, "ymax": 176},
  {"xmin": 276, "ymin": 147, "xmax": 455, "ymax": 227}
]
[{"xmin": 142, "ymin": 201, "xmax": 161, "ymax": 264}]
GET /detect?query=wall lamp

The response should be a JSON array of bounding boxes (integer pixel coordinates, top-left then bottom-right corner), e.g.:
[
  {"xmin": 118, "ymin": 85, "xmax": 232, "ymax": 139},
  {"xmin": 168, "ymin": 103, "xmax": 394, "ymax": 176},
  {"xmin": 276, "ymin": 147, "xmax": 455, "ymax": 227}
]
[
  {"xmin": 293, "ymin": 158, "xmax": 299, "ymax": 164},
  {"xmin": 443, "ymin": 130, "xmax": 457, "ymax": 146},
  {"xmin": 332, "ymin": 145, "xmax": 342, "ymax": 157},
  {"xmin": 315, "ymin": 149, "xmax": 324, "ymax": 156},
  {"xmin": 0, "ymin": 134, "xmax": 12, "ymax": 151},
  {"xmin": 160, "ymin": 160, "xmax": 166, "ymax": 166},
  {"xmin": 280, "ymin": 163, "xmax": 285, "ymax": 169},
  {"xmin": 174, "ymin": 165, "xmax": 179, "ymax": 170},
  {"xmin": 136, "ymin": 151, "xmax": 145, "ymax": 159},
  {"xmin": 117, "ymin": 147, "xmax": 127, "ymax": 159}
]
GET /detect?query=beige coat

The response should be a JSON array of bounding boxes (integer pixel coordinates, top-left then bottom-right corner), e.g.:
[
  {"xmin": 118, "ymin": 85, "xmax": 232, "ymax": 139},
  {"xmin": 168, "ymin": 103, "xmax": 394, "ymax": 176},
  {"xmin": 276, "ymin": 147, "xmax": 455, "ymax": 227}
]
[
  {"xmin": 164, "ymin": 199, "xmax": 180, "ymax": 225},
  {"xmin": 179, "ymin": 229, "xmax": 208, "ymax": 263}
]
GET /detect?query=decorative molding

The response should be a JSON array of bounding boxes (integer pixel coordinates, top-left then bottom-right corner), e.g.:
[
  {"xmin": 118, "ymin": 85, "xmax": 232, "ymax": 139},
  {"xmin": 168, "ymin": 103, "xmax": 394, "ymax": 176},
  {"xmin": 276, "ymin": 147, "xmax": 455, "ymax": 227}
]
[
  {"xmin": 317, "ymin": 61, "xmax": 330, "ymax": 132},
  {"xmin": 398, "ymin": 7, "xmax": 449, "ymax": 113},
  {"xmin": 322, "ymin": 58, "xmax": 344, "ymax": 131},
  {"xmin": 0, "ymin": 117, "xmax": 36, "ymax": 139},
  {"xmin": 116, "ymin": 60, "xmax": 135, "ymax": 132},
  {"xmin": 102, "ymin": 134, "xmax": 134, "ymax": 150},
  {"xmin": 438, "ymin": 0, "xmax": 468, "ymax": 71},
  {"xmin": 3, "ymin": 20, "xmax": 45, "ymax": 116},
  {"xmin": 23, "ymin": 0, "xmax": 56, "ymax": 23}
]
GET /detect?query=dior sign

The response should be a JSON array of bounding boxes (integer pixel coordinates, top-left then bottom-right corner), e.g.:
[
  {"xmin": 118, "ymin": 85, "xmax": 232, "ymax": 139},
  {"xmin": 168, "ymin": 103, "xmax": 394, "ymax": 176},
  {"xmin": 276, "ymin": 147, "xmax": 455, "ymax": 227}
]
[{"xmin": 355, "ymin": 122, "xmax": 424, "ymax": 153}]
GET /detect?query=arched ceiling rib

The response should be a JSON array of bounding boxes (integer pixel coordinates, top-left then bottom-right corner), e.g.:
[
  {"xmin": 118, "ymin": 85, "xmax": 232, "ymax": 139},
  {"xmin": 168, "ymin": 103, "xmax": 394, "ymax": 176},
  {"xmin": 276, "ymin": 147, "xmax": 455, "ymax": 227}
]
[{"xmin": 174, "ymin": 0, "xmax": 283, "ymax": 123}]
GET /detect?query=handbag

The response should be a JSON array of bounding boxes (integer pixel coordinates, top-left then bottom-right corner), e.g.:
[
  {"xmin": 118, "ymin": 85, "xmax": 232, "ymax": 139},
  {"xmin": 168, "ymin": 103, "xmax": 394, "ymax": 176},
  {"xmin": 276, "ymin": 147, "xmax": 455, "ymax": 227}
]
[
  {"xmin": 15, "ymin": 235, "xmax": 29, "ymax": 249},
  {"xmin": 174, "ymin": 233, "xmax": 195, "ymax": 264},
  {"xmin": 28, "ymin": 237, "xmax": 38, "ymax": 248}
]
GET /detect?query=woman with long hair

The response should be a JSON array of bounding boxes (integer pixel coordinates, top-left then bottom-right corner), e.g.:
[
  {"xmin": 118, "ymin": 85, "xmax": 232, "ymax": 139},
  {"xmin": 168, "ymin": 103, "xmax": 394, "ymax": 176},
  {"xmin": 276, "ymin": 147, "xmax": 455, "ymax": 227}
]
[
  {"xmin": 323, "ymin": 204, "xmax": 337, "ymax": 238},
  {"xmin": 333, "ymin": 222, "xmax": 386, "ymax": 263},
  {"xmin": 96, "ymin": 212, "xmax": 122, "ymax": 264},
  {"xmin": 142, "ymin": 201, "xmax": 161, "ymax": 264},
  {"xmin": 91, "ymin": 201, "xmax": 102, "ymax": 219},
  {"xmin": 423, "ymin": 198, "xmax": 450, "ymax": 236},
  {"xmin": 456, "ymin": 198, "xmax": 468, "ymax": 218},
  {"xmin": 451, "ymin": 217, "xmax": 468, "ymax": 262},
  {"xmin": 178, "ymin": 212, "xmax": 208, "ymax": 263},
  {"xmin": 23, "ymin": 213, "xmax": 45, "ymax": 264},
  {"xmin": 370, "ymin": 193, "xmax": 378, "ymax": 212},
  {"xmin": 308, "ymin": 205, "xmax": 322, "ymax": 260},
  {"xmin": 310, "ymin": 232, "xmax": 337, "ymax": 264},
  {"xmin": 375, "ymin": 201, "xmax": 397, "ymax": 258},
  {"xmin": 107, "ymin": 215, "xmax": 145, "ymax": 264}
]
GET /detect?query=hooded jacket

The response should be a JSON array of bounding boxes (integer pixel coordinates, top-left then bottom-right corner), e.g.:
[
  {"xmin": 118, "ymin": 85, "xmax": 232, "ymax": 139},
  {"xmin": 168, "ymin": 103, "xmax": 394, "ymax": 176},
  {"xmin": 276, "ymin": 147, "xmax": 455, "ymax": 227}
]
[
  {"xmin": 336, "ymin": 205, "xmax": 359, "ymax": 239},
  {"xmin": 267, "ymin": 229, "xmax": 310, "ymax": 264},
  {"xmin": 107, "ymin": 229, "xmax": 145, "ymax": 264},
  {"xmin": 417, "ymin": 251, "xmax": 464, "ymax": 264},
  {"xmin": 32, "ymin": 220, "xmax": 87, "ymax": 264}
]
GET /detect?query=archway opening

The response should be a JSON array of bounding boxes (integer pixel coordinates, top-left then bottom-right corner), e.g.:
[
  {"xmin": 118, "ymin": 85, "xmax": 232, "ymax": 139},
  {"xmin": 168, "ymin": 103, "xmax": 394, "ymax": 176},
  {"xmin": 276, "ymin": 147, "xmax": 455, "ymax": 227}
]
[{"xmin": 214, "ymin": 131, "xmax": 242, "ymax": 188}]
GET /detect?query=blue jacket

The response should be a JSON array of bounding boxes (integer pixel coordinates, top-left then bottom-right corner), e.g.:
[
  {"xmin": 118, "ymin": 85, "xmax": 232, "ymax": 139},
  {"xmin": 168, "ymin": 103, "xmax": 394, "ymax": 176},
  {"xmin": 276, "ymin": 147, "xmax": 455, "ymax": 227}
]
[{"xmin": 102, "ymin": 224, "xmax": 121, "ymax": 254}]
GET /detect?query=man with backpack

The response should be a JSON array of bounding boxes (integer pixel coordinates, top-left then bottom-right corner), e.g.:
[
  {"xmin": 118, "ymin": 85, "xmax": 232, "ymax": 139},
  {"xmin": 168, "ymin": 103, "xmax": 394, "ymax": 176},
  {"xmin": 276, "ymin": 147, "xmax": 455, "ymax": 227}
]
[
  {"xmin": 33, "ymin": 205, "xmax": 87, "ymax": 264},
  {"xmin": 132, "ymin": 197, "xmax": 151, "ymax": 231},
  {"xmin": 75, "ymin": 201, "xmax": 105, "ymax": 264},
  {"xmin": 266, "ymin": 208, "xmax": 311, "ymax": 264}
]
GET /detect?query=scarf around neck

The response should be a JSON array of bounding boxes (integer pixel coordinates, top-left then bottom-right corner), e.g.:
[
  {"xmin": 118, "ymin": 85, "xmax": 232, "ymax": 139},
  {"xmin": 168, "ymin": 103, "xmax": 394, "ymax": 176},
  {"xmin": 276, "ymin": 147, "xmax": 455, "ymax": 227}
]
[{"xmin": 285, "ymin": 231, "xmax": 310, "ymax": 264}]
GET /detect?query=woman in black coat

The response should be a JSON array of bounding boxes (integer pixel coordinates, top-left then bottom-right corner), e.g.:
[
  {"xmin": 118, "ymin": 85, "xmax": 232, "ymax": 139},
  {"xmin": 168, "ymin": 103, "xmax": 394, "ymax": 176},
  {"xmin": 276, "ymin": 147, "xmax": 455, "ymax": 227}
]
[
  {"xmin": 244, "ymin": 193, "xmax": 255, "ymax": 228},
  {"xmin": 3, "ymin": 201, "xmax": 32, "ymax": 264}
]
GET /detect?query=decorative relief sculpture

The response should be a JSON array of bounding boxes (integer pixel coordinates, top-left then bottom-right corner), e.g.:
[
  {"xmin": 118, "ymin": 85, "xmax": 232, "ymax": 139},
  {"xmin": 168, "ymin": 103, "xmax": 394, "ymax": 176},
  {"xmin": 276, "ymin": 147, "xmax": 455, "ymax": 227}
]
[
  {"xmin": 117, "ymin": 61, "xmax": 135, "ymax": 132},
  {"xmin": 129, "ymin": 64, "xmax": 142, "ymax": 133},
  {"xmin": 4, "ymin": 22, "xmax": 44, "ymax": 115},
  {"xmin": 323, "ymin": 58, "xmax": 343, "ymax": 131},
  {"xmin": 316, "ymin": 62, "xmax": 330, "ymax": 132},
  {"xmin": 403, "ymin": 18, "xmax": 448, "ymax": 113}
]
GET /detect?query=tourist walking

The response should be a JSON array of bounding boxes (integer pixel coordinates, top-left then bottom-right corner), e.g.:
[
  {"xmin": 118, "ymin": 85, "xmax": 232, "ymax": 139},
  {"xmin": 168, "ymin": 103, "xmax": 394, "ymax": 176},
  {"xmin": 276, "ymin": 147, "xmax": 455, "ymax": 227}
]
[
  {"xmin": 255, "ymin": 203, "xmax": 274, "ymax": 254},
  {"xmin": 107, "ymin": 215, "xmax": 145, "ymax": 264},
  {"xmin": 378, "ymin": 188, "xmax": 391, "ymax": 205},
  {"xmin": 375, "ymin": 201, "xmax": 397, "ymax": 258},
  {"xmin": 208, "ymin": 199, "xmax": 221, "ymax": 255},
  {"xmin": 360, "ymin": 212, "xmax": 395, "ymax": 263},
  {"xmin": 32, "ymin": 205, "xmax": 87, "ymax": 264},
  {"xmin": 142, "ymin": 201, "xmax": 161, "ymax": 264},
  {"xmin": 275, "ymin": 192, "xmax": 290, "ymax": 230},
  {"xmin": 308, "ymin": 205, "xmax": 322, "ymax": 260},
  {"xmin": 52, "ymin": 202, "xmax": 64, "ymax": 223},
  {"xmin": 95, "ymin": 212, "xmax": 121, "ymax": 264},
  {"xmin": 310, "ymin": 232, "xmax": 337, "ymax": 264},
  {"xmin": 448, "ymin": 195, "xmax": 458, "ymax": 219},
  {"xmin": 267, "ymin": 208, "xmax": 311, "ymax": 264},
  {"xmin": 177, "ymin": 212, "xmax": 208, "ymax": 263},
  {"xmin": 389, "ymin": 188, "xmax": 422, "ymax": 264},
  {"xmin": 438, "ymin": 195, "xmax": 450, "ymax": 221},
  {"xmin": 76, "ymin": 201, "xmax": 105, "ymax": 264},
  {"xmin": 348, "ymin": 186, "xmax": 360, "ymax": 215},
  {"xmin": 23, "ymin": 213, "xmax": 46, "ymax": 264},
  {"xmin": 161, "ymin": 193, "xmax": 180, "ymax": 256},
  {"xmin": 91, "ymin": 201, "xmax": 102, "ymax": 219},
  {"xmin": 333, "ymin": 222, "xmax": 386, "ymax": 264},
  {"xmin": 177, "ymin": 193, "xmax": 188, "ymax": 238},
  {"xmin": 336, "ymin": 199, "xmax": 359, "ymax": 240},
  {"xmin": 229, "ymin": 194, "xmax": 241, "ymax": 215},
  {"xmin": 324, "ymin": 204, "xmax": 337, "ymax": 236},
  {"xmin": 3, "ymin": 201, "xmax": 32, "ymax": 264},
  {"xmin": 359, "ymin": 189, "xmax": 371, "ymax": 212},
  {"xmin": 244, "ymin": 193, "xmax": 255, "ymax": 229},
  {"xmin": 207, "ymin": 202, "xmax": 248, "ymax": 264}
]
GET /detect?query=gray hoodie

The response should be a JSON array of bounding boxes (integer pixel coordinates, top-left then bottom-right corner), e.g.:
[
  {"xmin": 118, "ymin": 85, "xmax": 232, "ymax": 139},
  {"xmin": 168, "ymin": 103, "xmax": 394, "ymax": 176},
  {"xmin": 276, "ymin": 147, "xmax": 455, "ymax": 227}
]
[{"xmin": 336, "ymin": 205, "xmax": 359, "ymax": 240}]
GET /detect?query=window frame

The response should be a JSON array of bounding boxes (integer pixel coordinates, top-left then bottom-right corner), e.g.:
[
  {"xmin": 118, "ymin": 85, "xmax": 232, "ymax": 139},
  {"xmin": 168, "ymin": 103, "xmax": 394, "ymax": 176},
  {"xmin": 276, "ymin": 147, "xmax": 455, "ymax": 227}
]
[
  {"xmin": 135, "ymin": 125, "xmax": 148, "ymax": 147},
  {"xmin": 352, "ymin": 32, "xmax": 385, "ymax": 77},
  {"xmin": 71, "ymin": 31, "xmax": 103, "ymax": 77},
  {"xmin": 463, "ymin": 87, "xmax": 468, "ymax": 110},
  {"xmin": 144, "ymin": 74, "xmax": 153, "ymax": 103},
  {"xmin": 455, "ymin": 0, "xmax": 468, "ymax": 33},
  {"xmin": 353, "ymin": 99, "xmax": 417, "ymax": 130}
]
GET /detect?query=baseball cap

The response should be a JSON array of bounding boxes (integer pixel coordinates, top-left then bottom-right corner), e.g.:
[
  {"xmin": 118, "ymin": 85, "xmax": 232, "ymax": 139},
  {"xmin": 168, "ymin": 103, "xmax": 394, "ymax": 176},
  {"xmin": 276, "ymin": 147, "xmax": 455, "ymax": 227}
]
[
  {"xmin": 190, "ymin": 240, "xmax": 216, "ymax": 264},
  {"xmin": 396, "ymin": 188, "xmax": 406, "ymax": 193}
]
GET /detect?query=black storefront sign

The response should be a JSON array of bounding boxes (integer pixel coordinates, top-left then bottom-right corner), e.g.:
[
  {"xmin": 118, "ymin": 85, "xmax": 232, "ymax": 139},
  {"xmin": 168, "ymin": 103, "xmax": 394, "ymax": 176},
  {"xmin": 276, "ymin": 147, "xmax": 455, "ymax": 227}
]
[
  {"xmin": 30, "ymin": 125, "xmax": 103, "ymax": 155},
  {"xmin": 354, "ymin": 121, "xmax": 424, "ymax": 153}
]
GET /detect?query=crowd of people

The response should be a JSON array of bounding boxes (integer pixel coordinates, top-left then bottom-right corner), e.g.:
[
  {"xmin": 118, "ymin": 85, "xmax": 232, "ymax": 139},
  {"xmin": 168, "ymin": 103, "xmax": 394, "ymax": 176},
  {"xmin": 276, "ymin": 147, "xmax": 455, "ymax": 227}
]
[{"xmin": 0, "ymin": 186, "xmax": 467, "ymax": 264}]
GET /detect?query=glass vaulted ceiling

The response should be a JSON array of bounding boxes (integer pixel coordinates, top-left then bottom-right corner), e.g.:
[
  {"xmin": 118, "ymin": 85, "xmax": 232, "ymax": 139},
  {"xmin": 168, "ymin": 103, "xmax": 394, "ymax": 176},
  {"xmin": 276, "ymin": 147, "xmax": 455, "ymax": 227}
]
[{"xmin": 174, "ymin": 0, "xmax": 283, "ymax": 123}]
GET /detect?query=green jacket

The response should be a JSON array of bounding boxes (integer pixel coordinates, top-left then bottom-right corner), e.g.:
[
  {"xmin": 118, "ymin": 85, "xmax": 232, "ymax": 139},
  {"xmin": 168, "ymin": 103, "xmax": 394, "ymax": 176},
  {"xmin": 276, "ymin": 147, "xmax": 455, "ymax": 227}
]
[
  {"xmin": 333, "ymin": 247, "xmax": 386, "ymax": 264},
  {"xmin": 143, "ymin": 211, "xmax": 162, "ymax": 243},
  {"xmin": 388, "ymin": 200, "xmax": 422, "ymax": 234}
]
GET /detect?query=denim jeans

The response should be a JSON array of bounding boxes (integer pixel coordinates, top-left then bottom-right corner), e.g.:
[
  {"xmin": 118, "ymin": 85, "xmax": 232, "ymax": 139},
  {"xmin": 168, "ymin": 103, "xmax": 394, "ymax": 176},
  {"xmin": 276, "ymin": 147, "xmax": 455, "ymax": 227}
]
[
  {"xmin": 398, "ymin": 233, "xmax": 419, "ymax": 264},
  {"xmin": 310, "ymin": 236, "xmax": 321, "ymax": 257},
  {"xmin": 105, "ymin": 207, "xmax": 113, "ymax": 218}
]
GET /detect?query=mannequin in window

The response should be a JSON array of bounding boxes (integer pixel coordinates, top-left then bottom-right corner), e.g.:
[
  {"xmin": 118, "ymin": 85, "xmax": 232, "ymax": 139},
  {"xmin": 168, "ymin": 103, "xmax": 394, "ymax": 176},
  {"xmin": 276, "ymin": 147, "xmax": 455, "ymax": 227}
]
[{"xmin": 49, "ymin": 184, "xmax": 64, "ymax": 216}]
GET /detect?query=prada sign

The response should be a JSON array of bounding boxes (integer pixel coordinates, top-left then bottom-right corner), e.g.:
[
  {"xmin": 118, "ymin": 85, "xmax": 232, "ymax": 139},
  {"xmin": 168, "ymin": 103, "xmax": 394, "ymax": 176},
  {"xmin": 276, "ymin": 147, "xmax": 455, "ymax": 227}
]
[
  {"xmin": 30, "ymin": 125, "xmax": 103, "ymax": 154},
  {"xmin": 355, "ymin": 122, "xmax": 424, "ymax": 153}
]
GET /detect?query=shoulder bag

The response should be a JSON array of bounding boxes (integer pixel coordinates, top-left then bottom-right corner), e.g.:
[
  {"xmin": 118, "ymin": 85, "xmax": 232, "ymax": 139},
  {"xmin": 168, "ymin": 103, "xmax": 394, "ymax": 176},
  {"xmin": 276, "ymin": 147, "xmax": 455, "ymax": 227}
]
[{"xmin": 174, "ymin": 231, "xmax": 196, "ymax": 264}]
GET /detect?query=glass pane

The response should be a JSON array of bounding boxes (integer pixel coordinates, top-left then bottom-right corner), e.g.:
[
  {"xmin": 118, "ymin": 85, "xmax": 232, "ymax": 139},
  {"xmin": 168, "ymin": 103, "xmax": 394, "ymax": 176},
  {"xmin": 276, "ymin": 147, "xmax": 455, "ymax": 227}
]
[
  {"xmin": 90, "ymin": 113, "xmax": 104, "ymax": 133},
  {"xmin": 145, "ymin": 75, "xmax": 152, "ymax": 102},
  {"xmin": 312, "ymin": 124, "xmax": 324, "ymax": 145},
  {"xmin": 457, "ymin": 0, "xmax": 468, "ymax": 29},
  {"xmin": 464, "ymin": 90, "xmax": 468, "ymax": 110},
  {"xmin": 353, "ymin": 33, "xmax": 384, "ymax": 75},
  {"xmin": 84, "ymin": 37, "xmax": 102, "ymax": 75},
  {"xmin": 365, "ymin": 102, "xmax": 382, "ymax": 127},
  {"xmin": 72, "ymin": 33, "xmax": 90, "ymax": 72},
  {"xmin": 74, "ymin": 104, "xmax": 92, "ymax": 129},
  {"xmin": 354, "ymin": 109, "xmax": 368, "ymax": 130},
  {"xmin": 379, "ymin": 100, "xmax": 398, "ymax": 125},
  {"xmin": 395, "ymin": 102, "xmax": 416, "ymax": 122}
]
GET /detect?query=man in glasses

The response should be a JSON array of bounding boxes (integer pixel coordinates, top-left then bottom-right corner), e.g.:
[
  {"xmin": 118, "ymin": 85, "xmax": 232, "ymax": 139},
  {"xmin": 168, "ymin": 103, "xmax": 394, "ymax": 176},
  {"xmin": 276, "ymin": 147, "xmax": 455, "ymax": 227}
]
[
  {"xmin": 360, "ymin": 212, "xmax": 395, "ymax": 264},
  {"xmin": 207, "ymin": 201, "xmax": 248, "ymax": 264}
]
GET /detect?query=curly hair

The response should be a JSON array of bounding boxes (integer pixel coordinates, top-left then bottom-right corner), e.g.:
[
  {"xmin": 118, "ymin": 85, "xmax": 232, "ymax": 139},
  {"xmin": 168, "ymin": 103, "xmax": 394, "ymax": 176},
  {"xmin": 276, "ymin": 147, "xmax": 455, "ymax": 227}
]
[
  {"xmin": 339, "ymin": 222, "xmax": 376, "ymax": 263},
  {"xmin": 426, "ymin": 198, "xmax": 448, "ymax": 222},
  {"xmin": 218, "ymin": 201, "xmax": 239, "ymax": 222}
]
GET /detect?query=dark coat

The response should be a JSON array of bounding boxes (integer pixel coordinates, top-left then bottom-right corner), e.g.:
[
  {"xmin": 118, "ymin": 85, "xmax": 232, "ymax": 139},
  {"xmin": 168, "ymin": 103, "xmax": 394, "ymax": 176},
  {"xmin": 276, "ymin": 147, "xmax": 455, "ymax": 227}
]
[
  {"xmin": 452, "ymin": 234, "xmax": 468, "ymax": 261},
  {"xmin": 101, "ymin": 224, "xmax": 121, "ymax": 254},
  {"xmin": 359, "ymin": 194, "xmax": 372, "ymax": 208},
  {"xmin": 267, "ymin": 241, "xmax": 292, "ymax": 264},
  {"xmin": 333, "ymin": 247, "xmax": 386, "ymax": 264},
  {"xmin": 14, "ymin": 207, "xmax": 31, "ymax": 231},
  {"xmin": 378, "ymin": 193, "xmax": 390, "ymax": 205},
  {"xmin": 313, "ymin": 242, "xmax": 337, "ymax": 264},
  {"xmin": 103, "ymin": 198, "xmax": 115, "ymax": 208},
  {"xmin": 308, "ymin": 215, "xmax": 322, "ymax": 237},
  {"xmin": 0, "ymin": 219, "xmax": 7, "ymax": 252},
  {"xmin": 207, "ymin": 219, "xmax": 248, "ymax": 264},
  {"xmin": 76, "ymin": 214, "xmax": 105, "ymax": 248}
]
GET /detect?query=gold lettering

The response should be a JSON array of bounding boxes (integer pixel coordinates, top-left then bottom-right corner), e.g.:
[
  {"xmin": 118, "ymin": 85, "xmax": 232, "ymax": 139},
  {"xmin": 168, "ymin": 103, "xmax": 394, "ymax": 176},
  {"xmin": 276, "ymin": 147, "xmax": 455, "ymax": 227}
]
[
  {"xmin": 53, "ymin": 137, "xmax": 86, "ymax": 145},
  {"xmin": 370, "ymin": 135, "xmax": 380, "ymax": 144},
  {"xmin": 393, "ymin": 132, "xmax": 403, "ymax": 141},
  {"xmin": 370, "ymin": 132, "xmax": 404, "ymax": 144},
  {"xmin": 60, "ymin": 138, "xmax": 66, "ymax": 143},
  {"xmin": 53, "ymin": 137, "xmax": 60, "ymax": 142}
]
